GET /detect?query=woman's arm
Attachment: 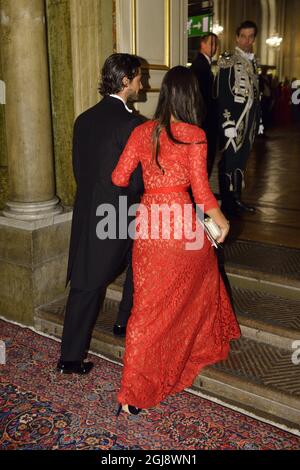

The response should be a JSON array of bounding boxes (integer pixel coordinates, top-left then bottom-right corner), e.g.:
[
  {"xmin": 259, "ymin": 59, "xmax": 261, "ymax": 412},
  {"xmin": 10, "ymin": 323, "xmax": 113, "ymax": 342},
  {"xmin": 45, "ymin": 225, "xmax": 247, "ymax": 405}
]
[
  {"xmin": 188, "ymin": 127, "xmax": 230, "ymax": 243},
  {"xmin": 112, "ymin": 126, "xmax": 141, "ymax": 187}
]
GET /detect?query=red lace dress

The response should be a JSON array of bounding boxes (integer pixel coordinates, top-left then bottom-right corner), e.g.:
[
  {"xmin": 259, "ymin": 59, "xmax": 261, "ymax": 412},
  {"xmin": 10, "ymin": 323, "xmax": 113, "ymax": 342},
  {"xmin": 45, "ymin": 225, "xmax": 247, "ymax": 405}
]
[{"xmin": 112, "ymin": 120, "xmax": 241, "ymax": 409}]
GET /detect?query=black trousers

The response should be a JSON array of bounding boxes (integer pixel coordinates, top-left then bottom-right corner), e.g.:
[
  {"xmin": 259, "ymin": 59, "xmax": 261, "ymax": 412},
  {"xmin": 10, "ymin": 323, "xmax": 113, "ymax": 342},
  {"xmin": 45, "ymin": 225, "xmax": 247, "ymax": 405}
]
[
  {"xmin": 60, "ymin": 259, "xmax": 134, "ymax": 362},
  {"xmin": 115, "ymin": 260, "xmax": 134, "ymax": 327},
  {"xmin": 206, "ymin": 130, "xmax": 218, "ymax": 178},
  {"xmin": 203, "ymin": 119, "xmax": 218, "ymax": 179}
]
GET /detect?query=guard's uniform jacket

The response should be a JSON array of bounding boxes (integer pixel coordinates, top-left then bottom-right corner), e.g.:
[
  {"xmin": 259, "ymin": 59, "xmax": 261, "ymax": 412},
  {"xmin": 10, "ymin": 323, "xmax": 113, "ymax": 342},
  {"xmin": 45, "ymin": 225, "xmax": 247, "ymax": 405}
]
[{"xmin": 216, "ymin": 47, "xmax": 262, "ymax": 201}]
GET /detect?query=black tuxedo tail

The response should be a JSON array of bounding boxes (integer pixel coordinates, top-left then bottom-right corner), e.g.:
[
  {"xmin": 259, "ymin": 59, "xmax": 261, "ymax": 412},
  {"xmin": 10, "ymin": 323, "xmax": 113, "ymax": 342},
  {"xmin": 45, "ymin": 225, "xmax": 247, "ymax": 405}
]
[
  {"xmin": 67, "ymin": 96, "xmax": 144, "ymax": 291},
  {"xmin": 59, "ymin": 96, "xmax": 145, "ymax": 363}
]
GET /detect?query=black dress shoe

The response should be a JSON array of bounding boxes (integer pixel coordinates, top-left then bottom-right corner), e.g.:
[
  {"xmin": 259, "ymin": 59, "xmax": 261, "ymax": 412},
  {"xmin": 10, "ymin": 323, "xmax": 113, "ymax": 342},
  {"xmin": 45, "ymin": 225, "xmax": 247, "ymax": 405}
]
[
  {"xmin": 113, "ymin": 324, "xmax": 126, "ymax": 337},
  {"xmin": 116, "ymin": 403, "xmax": 141, "ymax": 416},
  {"xmin": 56, "ymin": 360, "xmax": 94, "ymax": 375},
  {"xmin": 234, "ymin": 199, "xmax": 256, "ymax": 213}
]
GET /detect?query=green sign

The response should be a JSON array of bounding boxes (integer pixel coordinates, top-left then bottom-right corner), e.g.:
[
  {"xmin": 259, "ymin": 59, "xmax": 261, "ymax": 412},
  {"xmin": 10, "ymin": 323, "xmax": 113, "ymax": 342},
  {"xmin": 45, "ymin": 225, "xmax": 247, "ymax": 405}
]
[{"xmin": 188, "ymin": 14, "xmax": 213, "ymax": 37}]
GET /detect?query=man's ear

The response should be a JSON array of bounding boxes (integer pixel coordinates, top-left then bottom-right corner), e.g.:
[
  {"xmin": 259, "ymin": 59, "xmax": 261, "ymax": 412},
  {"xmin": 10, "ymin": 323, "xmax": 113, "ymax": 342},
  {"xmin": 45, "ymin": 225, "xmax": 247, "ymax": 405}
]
[{"xmin": 122, "ymin": 76, "xmax": 129, "ymax": 88}]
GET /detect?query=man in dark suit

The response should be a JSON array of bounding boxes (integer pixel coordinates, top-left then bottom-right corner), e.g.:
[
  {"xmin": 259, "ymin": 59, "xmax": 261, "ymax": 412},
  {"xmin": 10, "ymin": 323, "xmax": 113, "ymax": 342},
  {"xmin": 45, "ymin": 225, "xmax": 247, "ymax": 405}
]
[
  {"xmin": 191, "ymin": 33, "xmax": 218, "ymax": 177},
  {"xmin": 57, "ymin": 54, "xmax": 144, "ymax": 375}
]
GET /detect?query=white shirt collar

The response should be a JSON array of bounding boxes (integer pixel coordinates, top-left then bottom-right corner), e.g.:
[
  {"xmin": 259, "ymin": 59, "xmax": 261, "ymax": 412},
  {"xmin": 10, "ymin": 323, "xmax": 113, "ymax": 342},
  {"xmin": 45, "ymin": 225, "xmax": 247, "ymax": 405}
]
[
  {"xmin": 203, "ymin": 53, "xmax": 212, "ymax": 65},
  {"xmin": 109, "ymin": 94, "xmax": 133, "ymax": 113},
  {"xmin": 236, "ymin": 46, "xmax": 254, "ymax": 61}
]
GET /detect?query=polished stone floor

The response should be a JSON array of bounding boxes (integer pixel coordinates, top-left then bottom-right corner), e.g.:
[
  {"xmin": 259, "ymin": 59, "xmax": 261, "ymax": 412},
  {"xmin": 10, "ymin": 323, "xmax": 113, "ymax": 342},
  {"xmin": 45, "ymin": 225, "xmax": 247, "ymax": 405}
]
[{"xmin": 210, "ymin": 124, "xmax": 300, "ymax": 249}]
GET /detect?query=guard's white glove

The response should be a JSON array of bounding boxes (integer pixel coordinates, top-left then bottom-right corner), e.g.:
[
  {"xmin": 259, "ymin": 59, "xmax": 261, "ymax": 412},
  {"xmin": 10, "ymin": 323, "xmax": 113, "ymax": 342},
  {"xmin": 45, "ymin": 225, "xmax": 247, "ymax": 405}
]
[
  {"xmin": 258, "ymin": 123, "xmax": 264, "ymax": 135},
  {"xmin": 224, "ymin": 127, "xmax": 237, "ymax": 138}
]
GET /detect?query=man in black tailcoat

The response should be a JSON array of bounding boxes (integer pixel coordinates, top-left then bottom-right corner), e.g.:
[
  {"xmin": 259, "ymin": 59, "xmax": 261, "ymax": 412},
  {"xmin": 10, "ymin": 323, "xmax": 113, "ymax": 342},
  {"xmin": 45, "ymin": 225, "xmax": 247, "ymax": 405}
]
[
  {"xmin": 57, "ymin": 54, "xmax": 144, "ymax": 375},
  {"xmin": 191, "ymin": 32, "xmax": 218, "ymax": 177}
]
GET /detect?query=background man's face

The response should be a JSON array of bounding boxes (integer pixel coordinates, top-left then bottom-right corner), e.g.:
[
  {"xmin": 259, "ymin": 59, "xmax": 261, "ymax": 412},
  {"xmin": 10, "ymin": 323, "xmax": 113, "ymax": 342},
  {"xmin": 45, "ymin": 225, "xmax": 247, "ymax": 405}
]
[
  {"xmin": 201, "ymin": 35, "xmax": 218, "ymax": 58},
  {"xmin": 127, "ymin": 68, "xmax": 143, "ymax": 100},
  {"xmin": 236, "ymin": 28, "xmax": 256, "ymax": 52}
]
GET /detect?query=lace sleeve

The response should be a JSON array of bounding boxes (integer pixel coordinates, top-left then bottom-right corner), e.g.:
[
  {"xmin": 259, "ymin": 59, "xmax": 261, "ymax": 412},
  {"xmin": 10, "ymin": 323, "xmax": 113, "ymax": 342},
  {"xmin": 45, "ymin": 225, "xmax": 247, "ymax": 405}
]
[
  {"xmin": 188, "ymin": 128, "xmax": 219, "ymax": 213},
  {"xmin": 112, "ymin": 126, "xmax": 141, "ymax": 187}
]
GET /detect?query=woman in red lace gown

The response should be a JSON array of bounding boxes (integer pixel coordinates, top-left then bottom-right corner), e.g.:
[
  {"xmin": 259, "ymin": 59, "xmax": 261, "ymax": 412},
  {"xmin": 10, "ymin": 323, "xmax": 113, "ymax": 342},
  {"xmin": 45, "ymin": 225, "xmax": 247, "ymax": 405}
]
[{"xmin": 112, "ymin": 66, "xmax": 241, "ymax": 414}]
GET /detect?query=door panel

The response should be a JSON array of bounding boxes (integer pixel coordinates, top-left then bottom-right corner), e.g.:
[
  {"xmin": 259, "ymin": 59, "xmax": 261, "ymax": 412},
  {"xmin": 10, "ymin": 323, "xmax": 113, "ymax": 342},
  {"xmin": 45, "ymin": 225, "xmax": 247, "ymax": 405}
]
[{"xmin": 116, "ymin": 0, "xmax": 188, "ymax": 117}]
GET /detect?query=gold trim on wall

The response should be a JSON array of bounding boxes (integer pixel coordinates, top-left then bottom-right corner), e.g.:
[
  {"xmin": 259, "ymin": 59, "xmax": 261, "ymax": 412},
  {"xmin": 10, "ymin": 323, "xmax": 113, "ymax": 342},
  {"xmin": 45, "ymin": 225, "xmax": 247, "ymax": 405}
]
[
  {"xmin": 165, "ymin": 0, "xmax": 170, "ymax": 69},
  {"xmin": 143, "ymin": 88, "xmax": 160, "ymax": 93},
  {"xmin": 147, "ymin": 64, "xmax": 169, "ymax": 71},
  {"xmin": 131, "ymin": 0, "xmax": 170, "ymax": 69},
  {"xmin": 131, "ymin": 0, "xmax": 137, "ymax": 55}
]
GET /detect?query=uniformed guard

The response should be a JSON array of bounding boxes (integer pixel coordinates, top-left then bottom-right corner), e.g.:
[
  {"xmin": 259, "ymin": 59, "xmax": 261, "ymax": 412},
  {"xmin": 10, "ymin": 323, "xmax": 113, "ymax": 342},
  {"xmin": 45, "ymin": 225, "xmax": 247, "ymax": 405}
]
[{"xmin": 216, "ymin": 20, "xmax": 263, "ymax": 216}]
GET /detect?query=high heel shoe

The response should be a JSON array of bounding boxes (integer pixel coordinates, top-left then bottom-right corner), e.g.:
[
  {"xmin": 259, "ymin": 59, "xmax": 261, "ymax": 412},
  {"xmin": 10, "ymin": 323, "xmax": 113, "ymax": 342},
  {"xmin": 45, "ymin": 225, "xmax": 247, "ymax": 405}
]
[{"xmin": 116, "ymin": 403, "xmax": 141, "ymax": 416}]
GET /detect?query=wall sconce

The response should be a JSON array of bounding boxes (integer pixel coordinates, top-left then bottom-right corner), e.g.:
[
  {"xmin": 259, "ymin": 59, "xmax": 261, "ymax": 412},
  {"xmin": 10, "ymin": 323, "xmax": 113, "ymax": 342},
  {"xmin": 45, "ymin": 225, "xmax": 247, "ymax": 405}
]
[
  {"xmin": 212, "ymin": 23, "xmax": 224, "ymax": 35},
  {"xmin": 266, "ymin": 34, "xmax": 283, "ymax": 48}
]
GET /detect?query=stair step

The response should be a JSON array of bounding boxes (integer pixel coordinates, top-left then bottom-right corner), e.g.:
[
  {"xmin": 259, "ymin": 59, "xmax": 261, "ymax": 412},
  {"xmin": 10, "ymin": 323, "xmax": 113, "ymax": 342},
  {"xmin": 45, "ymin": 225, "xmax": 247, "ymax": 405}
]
[
  {"xmin": 197, "ymin": 336, "xmax": 300, "ymax": 431},
  {"xmin": 227, "ymin": 272, "xmax": 300, "ymax": 301},
  {"xmin": 35, "ymin": 297, "xmax": 300, "ymax": 431},
  {"xmin": 231, "ymin": 286, "xmax": 300, "ymax": 348},
  {"xmin": 223, "ymin": 240, "xmax": 300, "ymax": 289},
  {"xmin": 35, "ymin": 296, "xmax": 125, "ymax": 361}
]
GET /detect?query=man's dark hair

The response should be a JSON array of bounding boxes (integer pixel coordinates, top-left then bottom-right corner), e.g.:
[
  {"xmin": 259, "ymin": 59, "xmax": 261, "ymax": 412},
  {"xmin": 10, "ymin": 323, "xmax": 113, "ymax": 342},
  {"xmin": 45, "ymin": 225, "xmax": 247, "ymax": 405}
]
[
  {"xmin": 200, "ymin": 32, "xmax": 218, "ymax": 45},
  {"xmin": 236, "ymin": 20, "xmax": 258, "ymax": 37},
  {"xmin": 98, "ymin": 53, "xmax": 141, "ymax": 96}
]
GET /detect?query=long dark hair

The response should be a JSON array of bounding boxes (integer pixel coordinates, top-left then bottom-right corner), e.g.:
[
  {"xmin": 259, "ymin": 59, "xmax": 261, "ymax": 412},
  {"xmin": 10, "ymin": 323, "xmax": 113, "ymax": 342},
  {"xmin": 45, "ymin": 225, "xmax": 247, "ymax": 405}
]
[
  {"xmin": 152, "ymin": 66, "xmax": 205, "ymax": 173},
  {"xmin": 98, "ymin": 53, "xmax": 141, "ymax": 96}
]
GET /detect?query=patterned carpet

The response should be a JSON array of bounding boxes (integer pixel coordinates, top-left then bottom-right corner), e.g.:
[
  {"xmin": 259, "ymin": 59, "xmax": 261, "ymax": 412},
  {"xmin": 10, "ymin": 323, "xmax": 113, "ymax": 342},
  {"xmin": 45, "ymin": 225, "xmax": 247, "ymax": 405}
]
[{"xmin": 1, "ymin": 319, "xmax": 300, "ymax": 450}]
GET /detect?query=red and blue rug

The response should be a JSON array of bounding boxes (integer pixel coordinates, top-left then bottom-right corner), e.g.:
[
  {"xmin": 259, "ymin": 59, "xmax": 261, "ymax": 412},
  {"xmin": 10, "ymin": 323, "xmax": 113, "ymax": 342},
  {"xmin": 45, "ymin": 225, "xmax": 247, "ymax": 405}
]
[{"xmin": 0, "ymin": 319, "xmax": 299, "ymax": 450}]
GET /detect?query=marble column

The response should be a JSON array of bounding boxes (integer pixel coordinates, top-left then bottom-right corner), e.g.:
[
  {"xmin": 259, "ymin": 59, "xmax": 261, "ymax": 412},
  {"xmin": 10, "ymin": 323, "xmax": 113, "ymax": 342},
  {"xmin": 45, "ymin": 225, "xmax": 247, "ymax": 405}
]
[
  {"xmin": 70, "ymin": 0, "xmax": 113, "ymax": 118},
  {"xmin": 0, "ymin": 0, "xmax": 62, "ymax": 220}
]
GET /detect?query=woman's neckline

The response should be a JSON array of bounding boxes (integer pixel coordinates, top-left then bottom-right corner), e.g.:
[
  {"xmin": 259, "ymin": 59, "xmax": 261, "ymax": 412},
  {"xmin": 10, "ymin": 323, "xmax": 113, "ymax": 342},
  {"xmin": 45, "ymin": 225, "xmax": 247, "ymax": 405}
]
[{"xmin": 152, "ymin": 119, "xmax": 186, "ymax": 125}]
